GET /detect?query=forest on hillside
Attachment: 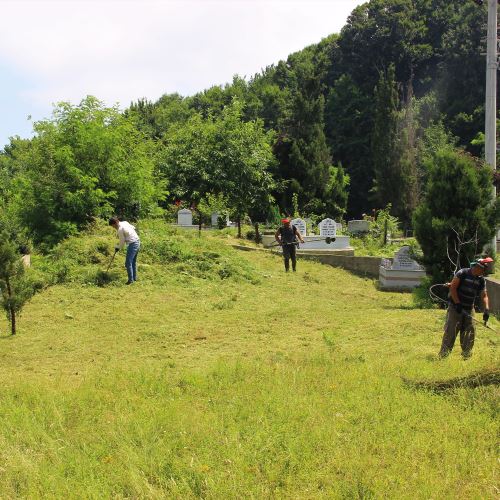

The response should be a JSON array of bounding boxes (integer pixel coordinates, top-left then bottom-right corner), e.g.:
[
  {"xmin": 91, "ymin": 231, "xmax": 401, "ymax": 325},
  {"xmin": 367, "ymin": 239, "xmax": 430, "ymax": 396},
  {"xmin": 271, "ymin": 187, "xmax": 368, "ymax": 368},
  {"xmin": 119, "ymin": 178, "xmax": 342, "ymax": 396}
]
[{"xmin": 0, "ymin": 0, "xmax": 498, "ymax": 249}]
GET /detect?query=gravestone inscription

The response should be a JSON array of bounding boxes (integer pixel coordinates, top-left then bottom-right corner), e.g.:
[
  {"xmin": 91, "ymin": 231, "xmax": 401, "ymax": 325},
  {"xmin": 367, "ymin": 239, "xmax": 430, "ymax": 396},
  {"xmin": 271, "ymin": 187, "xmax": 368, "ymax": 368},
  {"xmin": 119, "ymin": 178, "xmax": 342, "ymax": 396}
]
[
  {"xmin": 319, "ymin": 218, "xmax": 337, "ymax": 237},
  {"xmin": 392, "ymin": 246, "xmax": 421, "ymax": 270},
  {"xmin": 291, "ymin": 218, "xmax": 307, "ymax": 237}
]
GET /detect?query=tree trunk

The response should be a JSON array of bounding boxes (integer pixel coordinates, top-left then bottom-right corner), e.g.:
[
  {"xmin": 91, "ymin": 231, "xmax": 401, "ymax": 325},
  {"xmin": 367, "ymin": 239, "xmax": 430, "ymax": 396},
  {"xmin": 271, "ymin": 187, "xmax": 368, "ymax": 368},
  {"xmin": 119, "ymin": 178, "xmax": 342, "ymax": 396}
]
[
  {"xmin": 197, "ymin": 209, "xmax": 202, "ymax": 238},
  {"xmin": 254, "ymin": 222, "xmax": 260, "ymax": 244},
  {"xmin": 237, "ymin": 216, "xmax": 242, "ymax": 238},
  {"xmin": 6, "ymin": 277, "xmax": 15, "ymax": 335},
  {"xmin": 10, "ymin": 308, "xmax": 16, "ymax": 335}
]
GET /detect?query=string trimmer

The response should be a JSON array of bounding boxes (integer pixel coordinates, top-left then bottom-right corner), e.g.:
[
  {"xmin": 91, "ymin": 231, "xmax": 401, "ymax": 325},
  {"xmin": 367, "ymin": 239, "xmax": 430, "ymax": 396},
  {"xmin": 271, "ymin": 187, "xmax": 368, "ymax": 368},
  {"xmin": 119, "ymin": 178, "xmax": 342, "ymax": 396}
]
[
  {"xmin": 429, "ymin": 283, "xmax": 498, "ymax": 333},
  {"xmin": 270, "ymin": 237, "xmax": 336, "ymax": 248},
  {"xmin": 105, "ymin": 248, "xmax": 118, "ymax": 272}
]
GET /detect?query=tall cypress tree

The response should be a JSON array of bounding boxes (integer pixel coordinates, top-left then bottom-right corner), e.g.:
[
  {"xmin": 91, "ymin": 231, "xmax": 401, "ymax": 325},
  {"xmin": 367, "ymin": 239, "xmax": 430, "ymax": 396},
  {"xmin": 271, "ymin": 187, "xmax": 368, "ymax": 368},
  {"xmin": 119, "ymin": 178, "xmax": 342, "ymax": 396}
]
[
  {"xmin": 276, "ymin": 88, "xmax": 332, "ymax": 215},
  {"xmin": 325, "ymin": 74, "xmax": 373, "ymax": 218},
  {"xmin": 372, "ymin": 64, "xmax": 399, "ymax": 211}
]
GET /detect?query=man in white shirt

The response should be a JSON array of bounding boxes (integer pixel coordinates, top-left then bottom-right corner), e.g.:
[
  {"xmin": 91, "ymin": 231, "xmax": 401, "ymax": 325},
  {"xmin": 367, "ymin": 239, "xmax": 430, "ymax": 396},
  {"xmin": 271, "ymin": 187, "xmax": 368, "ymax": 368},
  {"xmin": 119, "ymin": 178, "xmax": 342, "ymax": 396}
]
[{"xmin": 108, "ymin": 217, "xmax": 141, "ymax": 284}]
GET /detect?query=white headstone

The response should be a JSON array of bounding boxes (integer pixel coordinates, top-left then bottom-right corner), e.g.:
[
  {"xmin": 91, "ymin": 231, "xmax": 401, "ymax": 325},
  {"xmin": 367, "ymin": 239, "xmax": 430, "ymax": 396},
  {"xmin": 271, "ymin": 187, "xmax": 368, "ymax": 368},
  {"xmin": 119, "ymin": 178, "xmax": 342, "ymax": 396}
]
[
  {"xmin": 291, "ymin": 218, "xmax": 307, "ymax": 237},
  {"xmin": 392, "ymin": 246, "xmax": 422, "ymax": 271},
  {"xmin": 336, "ymin": 222, "xmax": 343, "ymax": 233},
  {"xmin": 177, "ymin": 208, "xmax": 193, "ymax": 226},
  {"xmin": 211, "ymin": 212, "xmax": 219, "ymax": 227},
  {"xmin": 348, "ymin": 220, "xmax": 370, "ymax": 233},
  {"xmin": 319, "ymin": 218, "xmax": 337, "ymax": 237}
]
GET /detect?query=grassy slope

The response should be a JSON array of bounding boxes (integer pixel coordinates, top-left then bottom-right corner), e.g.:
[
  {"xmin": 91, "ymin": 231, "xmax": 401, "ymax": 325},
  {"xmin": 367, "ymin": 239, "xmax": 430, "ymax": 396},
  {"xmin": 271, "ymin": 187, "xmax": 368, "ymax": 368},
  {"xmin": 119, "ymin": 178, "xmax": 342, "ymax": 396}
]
[{"xmin": 0, "ymin": 220, "xmax": 498, "ymax": 498}]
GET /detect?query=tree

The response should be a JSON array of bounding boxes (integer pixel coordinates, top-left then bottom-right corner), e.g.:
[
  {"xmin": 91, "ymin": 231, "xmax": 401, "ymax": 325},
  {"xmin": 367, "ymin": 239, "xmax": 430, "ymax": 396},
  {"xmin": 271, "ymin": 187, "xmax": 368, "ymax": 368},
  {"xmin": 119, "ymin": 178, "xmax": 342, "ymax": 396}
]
[
  {"xmin": 10, "ymin": 97, "xmax": 166, "ymax": 246},
  {"xmin": 413, "ymin": 148, "xmax": 499, "ymax": 283},
  {"xmin": 215, "ymin": 102, "xmax": 276, "ymax": 236},
  {"xmin": 275, "ymin": 86, "xmax": 332, "ymax": 214},
  {"xmin": 162, "ymin": 100, "xmax": 276, "ymax": 237},
  {"xmin": 162, "ymin": 112, "xmax": 219, "ymax": 233},
  {"xmin": 335, "ymin": 0, "xmax": 432, "ymax": 94},
  {"xmin": 0, "ymin": 237, "xmax": 36, "ymax": 335},
  {"xmin": 372, "ymin": 65, "xmax": 400, "ymax": 210},
  {"xmin": 437, "ymin": 1, "xmax": 486, "ymax": 152},
  {"xmin": 325, "ymin": 74, "xmax": 373, "ymax": 217},
  {"xmin": 323, "ymin": 165, "xmax": 349, "ymax": 220}
]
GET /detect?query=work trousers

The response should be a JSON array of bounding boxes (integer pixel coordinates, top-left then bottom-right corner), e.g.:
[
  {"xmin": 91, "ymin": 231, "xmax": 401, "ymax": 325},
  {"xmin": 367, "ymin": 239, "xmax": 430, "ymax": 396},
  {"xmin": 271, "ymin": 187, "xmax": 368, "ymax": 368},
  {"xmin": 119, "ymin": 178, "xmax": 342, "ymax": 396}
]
[
  {"xmin": 439, "ymin": 305, "xmax": 475, "ymax": 358},
  {"xmin": 282, "ymin": 243, "xmax": 297, "ymax": 272},
  {"xmin": 125, "ymin": 240, "xmax": 140, "ymax": 283}
]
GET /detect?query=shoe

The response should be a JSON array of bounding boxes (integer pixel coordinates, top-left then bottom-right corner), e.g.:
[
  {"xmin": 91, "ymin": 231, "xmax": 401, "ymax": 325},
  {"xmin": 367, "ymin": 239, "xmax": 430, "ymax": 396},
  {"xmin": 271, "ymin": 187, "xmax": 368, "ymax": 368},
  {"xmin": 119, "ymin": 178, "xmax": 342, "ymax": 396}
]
[{"xmin": 126, "ymin": 280, "xmax": 133, "ymax": 285}]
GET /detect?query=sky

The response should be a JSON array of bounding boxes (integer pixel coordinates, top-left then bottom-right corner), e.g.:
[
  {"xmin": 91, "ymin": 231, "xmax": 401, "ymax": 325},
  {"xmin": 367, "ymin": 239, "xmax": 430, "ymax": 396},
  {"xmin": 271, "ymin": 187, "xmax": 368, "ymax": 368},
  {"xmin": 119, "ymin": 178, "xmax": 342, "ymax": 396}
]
[{"xmin": 0, "ymin": 0, "xmax": 365, "ymax": 149}]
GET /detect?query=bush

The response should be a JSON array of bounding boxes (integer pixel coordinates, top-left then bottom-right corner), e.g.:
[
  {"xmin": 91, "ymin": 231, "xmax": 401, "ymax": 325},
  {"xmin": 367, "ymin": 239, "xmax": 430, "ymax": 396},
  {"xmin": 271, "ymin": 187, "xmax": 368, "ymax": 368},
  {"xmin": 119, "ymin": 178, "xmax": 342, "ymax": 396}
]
[{"xmin": 414, "ymin": 149, "xmax": 499, "ymax": 283}]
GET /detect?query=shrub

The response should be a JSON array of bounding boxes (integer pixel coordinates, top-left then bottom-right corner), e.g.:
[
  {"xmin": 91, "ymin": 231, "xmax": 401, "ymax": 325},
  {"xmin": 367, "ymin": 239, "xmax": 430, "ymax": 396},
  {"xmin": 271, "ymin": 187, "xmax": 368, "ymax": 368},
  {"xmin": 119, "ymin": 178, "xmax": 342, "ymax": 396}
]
[
  {"xmin": 0, "ymin": 238, "xmax": 39, "ymax": 334},
  {"xmin": 414, "ymin": 149, "xmax": 499, "ymax": 283}
]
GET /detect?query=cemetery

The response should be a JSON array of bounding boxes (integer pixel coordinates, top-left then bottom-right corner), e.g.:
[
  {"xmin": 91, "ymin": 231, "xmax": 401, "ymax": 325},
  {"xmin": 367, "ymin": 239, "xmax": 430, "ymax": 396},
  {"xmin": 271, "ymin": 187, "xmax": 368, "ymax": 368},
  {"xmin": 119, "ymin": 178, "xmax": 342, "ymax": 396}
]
[{"xmin": 0, "ymin": 0, "xmax": 499, "ymax": 496}]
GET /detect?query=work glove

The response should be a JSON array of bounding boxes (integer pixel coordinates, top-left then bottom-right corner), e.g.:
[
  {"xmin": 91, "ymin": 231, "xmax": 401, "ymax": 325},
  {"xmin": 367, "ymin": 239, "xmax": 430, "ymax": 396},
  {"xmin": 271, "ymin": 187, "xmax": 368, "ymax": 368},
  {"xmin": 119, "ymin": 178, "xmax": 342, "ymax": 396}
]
[
  {"xmin": 483, "ymin": 309, "xmax": 490, "ymax": 324},
  {"xmin": 454, "ymin": 302, "xmax": 463, "ymax": 314}
]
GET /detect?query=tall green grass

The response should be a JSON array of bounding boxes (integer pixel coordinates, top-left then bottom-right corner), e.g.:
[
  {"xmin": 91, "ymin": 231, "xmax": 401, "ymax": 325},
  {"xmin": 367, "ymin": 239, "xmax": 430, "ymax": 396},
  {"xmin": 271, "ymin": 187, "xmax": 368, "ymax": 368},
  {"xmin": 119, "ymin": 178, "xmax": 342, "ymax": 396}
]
[{"xmin": 31, "ymin": 219, "xmax": 260, "ymax": 287}]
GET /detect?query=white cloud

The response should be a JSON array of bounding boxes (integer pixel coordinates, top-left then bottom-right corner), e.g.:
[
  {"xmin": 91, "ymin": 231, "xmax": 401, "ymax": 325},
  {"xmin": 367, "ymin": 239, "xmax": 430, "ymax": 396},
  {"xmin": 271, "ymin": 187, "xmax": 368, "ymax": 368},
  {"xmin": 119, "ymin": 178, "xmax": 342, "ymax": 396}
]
[{"xmin": 0, "ymin": 0, "xmax": 362, "ymax": 128}]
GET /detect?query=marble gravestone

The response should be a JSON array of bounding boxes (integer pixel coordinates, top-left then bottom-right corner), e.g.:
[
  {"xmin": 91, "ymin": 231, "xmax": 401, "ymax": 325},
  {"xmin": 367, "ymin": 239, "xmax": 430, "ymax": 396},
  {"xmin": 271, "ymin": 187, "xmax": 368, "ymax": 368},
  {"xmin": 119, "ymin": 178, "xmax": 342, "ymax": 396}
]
[
  {"xmin": 177, "ymin": 208, "xmax": 193, "ymax": 226},
  {"xmin": 319, "ymin": 218, "xmax": 337, "ymax": 238},
  {"xmin": 261, "ymin": 216, "xmax": 352, "ymax": 252},
  {"xmin": 291, "ymin": 218, "xmax": 307, "ymax": 237},
  {"xmin": 379, "ymin": 245, "xmax": 426, "ymax": 290},
  {"xmin": 348, "ymin": 220, "xmax": 370, "ymax": 233},
  {"xmin": 211, "ymin": 212, "xmax": 219, "ymax": 227},
  {"xmin": 392, "ymin": 246, "xmax": 422, "ymax": 271}
]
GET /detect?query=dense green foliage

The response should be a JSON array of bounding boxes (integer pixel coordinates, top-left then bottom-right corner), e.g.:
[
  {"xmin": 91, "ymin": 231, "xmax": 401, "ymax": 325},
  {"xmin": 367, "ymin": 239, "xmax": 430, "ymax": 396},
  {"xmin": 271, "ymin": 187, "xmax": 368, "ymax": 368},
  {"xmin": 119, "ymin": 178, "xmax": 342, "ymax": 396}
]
[
  {"xmin": 3, "ymin": 97, "xmax": 166, "ymax": 246},
  {"xmin": 162, "ymin": 101, "xmax": 276, "ymax": 235},
  {"xmin": 119, "ymin": 0, "xmax": 494, "ymax": 222},
  {"xmin": 414, "ymin": 149, "xmax": 498, "ymax": 283},
  {"xmin": 0, "ymin": 0, "xmax": 497, "ymax": 259}
]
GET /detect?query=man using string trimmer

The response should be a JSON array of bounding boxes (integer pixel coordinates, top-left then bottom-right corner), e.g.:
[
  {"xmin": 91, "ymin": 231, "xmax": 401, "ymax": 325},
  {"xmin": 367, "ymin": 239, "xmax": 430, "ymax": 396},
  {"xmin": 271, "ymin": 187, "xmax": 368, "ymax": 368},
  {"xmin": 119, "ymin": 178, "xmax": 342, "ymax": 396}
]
[
  {"xmin": 274, "ymin": 218, "xmax": 304, "ymax": 272},
  {"xmin": 438, "ymin": 257, "xmax": 493, "ymax": 359}
]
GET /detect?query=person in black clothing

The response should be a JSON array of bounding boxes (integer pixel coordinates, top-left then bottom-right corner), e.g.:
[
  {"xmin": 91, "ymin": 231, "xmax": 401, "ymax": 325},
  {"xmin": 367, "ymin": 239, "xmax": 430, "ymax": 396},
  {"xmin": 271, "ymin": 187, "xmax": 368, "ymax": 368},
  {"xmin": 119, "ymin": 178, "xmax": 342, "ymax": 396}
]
[
  {"xmin": 439, "ymin": 257, "xmax": 493, "ymax": 359},
  {"xmin": 275, "ymin": 218, "xmax": 305, "ymax": 272}
]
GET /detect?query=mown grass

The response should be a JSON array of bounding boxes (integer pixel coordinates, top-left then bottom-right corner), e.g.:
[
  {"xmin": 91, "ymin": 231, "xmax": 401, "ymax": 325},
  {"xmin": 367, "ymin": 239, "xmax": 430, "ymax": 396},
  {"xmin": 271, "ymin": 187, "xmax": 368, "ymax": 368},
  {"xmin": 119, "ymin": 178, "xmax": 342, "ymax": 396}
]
[{"xmin": 0, "ymin": 219, "xmax": 498, "ymax": 498}]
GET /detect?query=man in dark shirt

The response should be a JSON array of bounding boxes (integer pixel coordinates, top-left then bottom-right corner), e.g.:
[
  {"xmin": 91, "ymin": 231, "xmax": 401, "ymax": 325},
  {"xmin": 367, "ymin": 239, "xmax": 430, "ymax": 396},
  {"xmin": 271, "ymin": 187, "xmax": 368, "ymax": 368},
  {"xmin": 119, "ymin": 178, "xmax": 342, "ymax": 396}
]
[
  {"xmin": 439, "ymin": 257, "xmax": 493, "ymax": 359},
  {"xmin": 274, "ymin": 218, "xmax": 305, "ymax": 272}
]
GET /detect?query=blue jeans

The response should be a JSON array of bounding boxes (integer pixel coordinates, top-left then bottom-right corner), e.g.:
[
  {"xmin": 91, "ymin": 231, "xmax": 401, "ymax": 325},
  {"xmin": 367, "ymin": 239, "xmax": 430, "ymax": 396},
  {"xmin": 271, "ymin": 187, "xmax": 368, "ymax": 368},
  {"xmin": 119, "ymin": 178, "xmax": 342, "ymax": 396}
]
[{"xmin": 125, "ymin": 241, "xmax": 140, "ymax": 282}]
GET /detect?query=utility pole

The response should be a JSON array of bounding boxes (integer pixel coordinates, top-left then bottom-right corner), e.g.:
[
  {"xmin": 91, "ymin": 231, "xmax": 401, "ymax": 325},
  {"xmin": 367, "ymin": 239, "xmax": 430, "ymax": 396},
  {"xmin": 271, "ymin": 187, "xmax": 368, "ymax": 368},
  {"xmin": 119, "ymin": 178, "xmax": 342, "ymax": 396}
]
[{"xmin": 484, "ymin": 0, "xmax": 498, "ymax": 250}]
